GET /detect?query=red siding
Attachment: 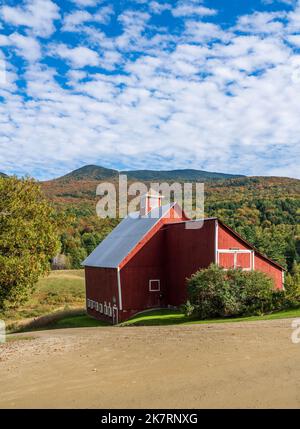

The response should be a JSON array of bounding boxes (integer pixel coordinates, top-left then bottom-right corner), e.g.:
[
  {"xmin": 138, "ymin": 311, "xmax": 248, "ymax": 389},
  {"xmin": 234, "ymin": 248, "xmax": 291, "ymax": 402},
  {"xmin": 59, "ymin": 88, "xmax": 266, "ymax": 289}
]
[
  {"xmin": 219, "ymin": 252, "xmax": 235, "ymax": 269},
  {"xmin": 237, "ymin": 252, "xmax": 251, "ymax": 268},
  {"xmin": 218, "ymin": 223, "xmax": 283, "ymax": 289},
  {"xmin": 120, "ymin": 227, "xmax": 166, "ymax": 318},
  {"xmin": 165, "ymin": 219, "xmax": 216, "ymax": 305},
  {"xmin": 218, "ymin": 224, "xmax": 250, "ymax": 251},
  {"xmin": 85, "ymin": 266, "xmax": 119, "ymax": 323},
  {"xmin": 254, "ymin": 254, "xmax": 283, "ymax": 289}
]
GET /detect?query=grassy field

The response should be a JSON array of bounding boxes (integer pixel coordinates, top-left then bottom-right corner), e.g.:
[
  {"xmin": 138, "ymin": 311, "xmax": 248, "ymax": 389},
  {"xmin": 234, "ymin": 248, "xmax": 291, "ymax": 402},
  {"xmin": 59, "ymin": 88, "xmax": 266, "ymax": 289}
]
[
  {"xmin": 2, "ymin": 269, "xmax": 300, "ymax": 333},
  {"xmin": 0, "ymin": 270, "xmax": 86, "ymax": 324},
  {"xmin": 119, "ymin": 307, "xmax": 300, "ymax": 326},
  {"xmin": 11, "ymin": 306, "xmax": 300, "ymax": 333}
]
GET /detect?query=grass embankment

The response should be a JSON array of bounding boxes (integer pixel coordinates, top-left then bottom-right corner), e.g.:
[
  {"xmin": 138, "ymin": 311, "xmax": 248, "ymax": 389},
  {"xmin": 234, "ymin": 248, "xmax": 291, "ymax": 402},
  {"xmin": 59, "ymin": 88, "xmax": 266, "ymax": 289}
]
[
  {"xmin": 120, "ymin": 307, "xmax": 300, "ymax": 326},
  {"xmin": 0, "ymin": 270, "xmax": 87, "ymax": 332},
  {"xmin": 2, "ymin": 269, "xmax": 300, "ymax": 333},
  {"xmin": 9, "ymin": 311, "xmax": 108, "ymax": 333}
]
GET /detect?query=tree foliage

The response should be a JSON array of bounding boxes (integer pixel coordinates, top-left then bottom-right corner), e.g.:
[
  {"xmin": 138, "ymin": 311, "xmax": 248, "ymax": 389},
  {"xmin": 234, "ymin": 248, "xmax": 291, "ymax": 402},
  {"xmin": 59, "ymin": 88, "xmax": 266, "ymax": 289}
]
[
  {"xmin": 0, "ymin": 177, "xmax": 60, "ymax": 308},
  {"xmin": 186, "ymin": 264, "xmax": 282, "ymax": 318}
]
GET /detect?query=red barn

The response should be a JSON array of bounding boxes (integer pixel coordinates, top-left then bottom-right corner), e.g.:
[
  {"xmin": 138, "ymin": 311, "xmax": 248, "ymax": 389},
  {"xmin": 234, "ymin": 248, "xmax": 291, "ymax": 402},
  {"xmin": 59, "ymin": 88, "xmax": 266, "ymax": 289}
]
[{"xmin": 83, "ymin": 192, "xmax": 285, "ymax": 324}]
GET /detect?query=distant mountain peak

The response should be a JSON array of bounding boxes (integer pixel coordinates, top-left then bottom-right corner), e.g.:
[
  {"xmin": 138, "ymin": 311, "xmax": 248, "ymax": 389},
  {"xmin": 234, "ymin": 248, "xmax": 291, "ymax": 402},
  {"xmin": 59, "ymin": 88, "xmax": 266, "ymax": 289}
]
[
  {"xmin": 54, "ymin": 164, "xmax": 244, "ymax": 182},
  {"xmin": 55, "ymin": 165, "xmax": 118, "ymax": 181}
]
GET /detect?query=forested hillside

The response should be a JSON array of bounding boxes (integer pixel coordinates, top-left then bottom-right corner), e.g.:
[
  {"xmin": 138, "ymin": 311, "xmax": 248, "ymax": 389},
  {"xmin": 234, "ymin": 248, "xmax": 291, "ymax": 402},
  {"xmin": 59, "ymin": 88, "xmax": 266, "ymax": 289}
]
[{"xmin": 41, "ymin": 173, "xmax": 300, "ymax": 272}]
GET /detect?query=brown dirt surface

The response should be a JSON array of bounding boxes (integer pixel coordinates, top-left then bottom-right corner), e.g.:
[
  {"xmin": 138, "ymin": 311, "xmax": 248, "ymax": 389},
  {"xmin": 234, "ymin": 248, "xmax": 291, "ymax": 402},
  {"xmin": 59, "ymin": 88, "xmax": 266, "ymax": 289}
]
[{"xmin": 0, "ymin": 319, "xmax": 299, "ymax": 409}]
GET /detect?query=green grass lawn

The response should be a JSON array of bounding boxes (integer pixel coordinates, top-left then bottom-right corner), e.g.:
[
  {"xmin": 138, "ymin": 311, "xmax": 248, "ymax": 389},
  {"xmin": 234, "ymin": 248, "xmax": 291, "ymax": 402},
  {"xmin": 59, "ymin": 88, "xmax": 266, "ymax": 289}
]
[
  {"xmin": 8, "ymin": 307, "xmax": 300, "ymax": 333},
  {"xmin": 119, "ymin": 307, "xmax": 300, "ymax": 327},
  {"xmin": 0, "ymin": 270, "xmax": 85, "ymax": 323},
  {"xmin": 46, "ymin": 314, "xmax": 109, "ymax": 330},
  {"xmin": 2, "ymin": 269, "xmax": 300, "ymax": 333}
]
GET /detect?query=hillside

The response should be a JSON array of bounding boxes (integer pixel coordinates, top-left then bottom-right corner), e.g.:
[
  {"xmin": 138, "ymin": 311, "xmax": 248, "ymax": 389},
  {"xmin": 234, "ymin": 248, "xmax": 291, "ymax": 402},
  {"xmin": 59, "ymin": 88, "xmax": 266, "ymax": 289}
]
[
  {"xmin": 56, "ymin": 165, "xmax": 119, "ymax": 182},
  {"xmin": 41, "ymin": 173, "xmax": 300, "ymax": 212},
  {"xmin": 52, "ymin": 164, "xmax": 244, "ymax": 183},
  {"xmin": 40, "ymin": 170, "xmax": 300, "ymax": 272},
  {"xmin": 123, "ymin": 168, "xmax": 244, "ymax": 181}
]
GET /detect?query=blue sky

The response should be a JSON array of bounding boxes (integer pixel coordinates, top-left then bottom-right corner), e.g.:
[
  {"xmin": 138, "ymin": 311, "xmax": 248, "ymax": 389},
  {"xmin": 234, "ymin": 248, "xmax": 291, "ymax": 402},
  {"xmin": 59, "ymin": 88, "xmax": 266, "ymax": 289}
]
[{"xmin": 0, "ymin": 0, "xmax": 300, "ymax": 179}]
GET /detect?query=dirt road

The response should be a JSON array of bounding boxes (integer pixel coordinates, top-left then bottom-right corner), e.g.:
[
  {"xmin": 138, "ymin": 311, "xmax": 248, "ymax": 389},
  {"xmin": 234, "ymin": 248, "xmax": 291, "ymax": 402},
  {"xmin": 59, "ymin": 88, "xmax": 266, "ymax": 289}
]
[{"xmin": 0, "ymin": 319, "xmax": 299, "ymax": 408}]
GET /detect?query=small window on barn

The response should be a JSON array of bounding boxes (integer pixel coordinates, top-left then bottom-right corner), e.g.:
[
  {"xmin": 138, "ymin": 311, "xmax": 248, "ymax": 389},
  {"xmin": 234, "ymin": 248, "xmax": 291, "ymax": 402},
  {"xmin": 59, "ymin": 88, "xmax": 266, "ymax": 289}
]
[
  {"xmin": 95, "ymin": 302, "xmax": 99, "ymax": 311},
  {"xmin": 87, "ymin": 299, "xmax": 90, "ymax": 308},
  {"xmin": 108, "ymin": 304, "xmax": 112, "ymax": 317},
  {"xmin": 149, "ymin": 279, "xmax": 160, "ymax": 292},
  {"xmin": 104, "ymin": 302, "xmax": 107, "ymax": 315},
  {"xmin": 99, "ymin": 303, "xmax": 103, "ymax": 313}
]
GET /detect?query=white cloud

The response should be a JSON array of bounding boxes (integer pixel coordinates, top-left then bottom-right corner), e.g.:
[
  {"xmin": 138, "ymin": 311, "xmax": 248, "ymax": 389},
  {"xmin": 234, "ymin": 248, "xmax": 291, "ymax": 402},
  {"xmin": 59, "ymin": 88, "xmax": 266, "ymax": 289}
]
[
  {"xmin": 53, "ymin": 45, "xmax": 100, "ymax": 68},
  {"xmin": 94, "ymin": 6, "xmax": 114, "ymax": 24},
  {"xmin": 0, "ymin": 32, "xmax": 41, "ymax": 62},
  {"xmin": 0, "ymin": 0, "xmax": 60, "ymax": 37},
  {"xmin": 0, "ymin": 0, "xmax": 300, "ymax": 179},
  {"xmin": 287, "ymin": 2, "xmax": 300, "ymax": 30},
  {"xmin": 172, "ymin": 4, "xmax": 217, "ymax": 18},
  {"xmin": 149, "ymin": 2, "xmax": 172, "ymax": 14},
  {"xmin": 288, "ymin": 34, "xmax": 300, "ymax": 45},
  {"xmin": 71, "ymin": 0, "xmax": 103, "ymax": 7},
  {"xmin": 235, "ymin": 11, "xmax": 285, "ymax": 34},
  {"xmin": 62, "ymin": 6, "xmax": 113, "ymax": 31},
  {"xmin": 9, "ymin": 33, "xmax": 41, "ymax": 62},
  {"xmin": 62, "ymin": 10, "xmax": 92, "ymax": 31}
]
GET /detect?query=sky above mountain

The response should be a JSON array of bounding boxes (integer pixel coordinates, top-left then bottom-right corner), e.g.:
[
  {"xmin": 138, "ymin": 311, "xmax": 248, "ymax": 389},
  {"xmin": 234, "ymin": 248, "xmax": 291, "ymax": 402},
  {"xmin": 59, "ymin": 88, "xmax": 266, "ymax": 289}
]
[{"xmin": 0, "ymin": 0, "xmax": 300, "ymax": 179}]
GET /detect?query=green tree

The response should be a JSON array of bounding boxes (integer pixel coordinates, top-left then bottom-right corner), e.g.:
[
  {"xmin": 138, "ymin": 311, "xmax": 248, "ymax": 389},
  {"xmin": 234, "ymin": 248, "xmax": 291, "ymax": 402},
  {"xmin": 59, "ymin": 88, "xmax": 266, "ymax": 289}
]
[
  {"xmin": 186, "ymin": 264, "xmax": 278, "ymax": 318},
  {"xmin": 0, "ymin": 177, "xmax": 60, "ymax": 308},
  {"xmin": 284, "ymin": 262, "xmax": 300, "ymax": 307}
]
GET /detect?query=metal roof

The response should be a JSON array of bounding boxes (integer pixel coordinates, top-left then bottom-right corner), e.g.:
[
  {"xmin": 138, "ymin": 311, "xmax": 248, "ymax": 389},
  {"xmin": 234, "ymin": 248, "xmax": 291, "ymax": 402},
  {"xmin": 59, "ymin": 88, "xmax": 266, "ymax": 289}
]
[{"xmin": 82, "ymin": 203, "xmax": 174, "ymax": 268}]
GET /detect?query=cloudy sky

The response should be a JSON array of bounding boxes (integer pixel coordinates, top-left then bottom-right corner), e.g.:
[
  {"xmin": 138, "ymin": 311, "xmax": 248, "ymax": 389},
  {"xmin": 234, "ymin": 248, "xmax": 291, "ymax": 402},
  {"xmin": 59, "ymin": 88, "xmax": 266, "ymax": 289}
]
[{"xmin": 0, "ymin": 0, "xmax": 300, "ymax": 180}]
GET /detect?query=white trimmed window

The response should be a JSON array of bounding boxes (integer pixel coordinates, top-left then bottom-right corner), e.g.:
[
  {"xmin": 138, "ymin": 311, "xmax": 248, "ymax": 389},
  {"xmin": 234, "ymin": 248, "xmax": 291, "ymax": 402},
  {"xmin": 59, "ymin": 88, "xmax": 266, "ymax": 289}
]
[
  {"xmin": 87, "ymin": 299, "xmax": 91, "ymax": 308},
  {"xmin": 217, "ymin": 249, "xmax": 253, "ymax": 271},
  {"xmin": 149, "ymin": 279, "xmax": 160, "ymax": 292},
  {"xmin": 95, "ymin": 302, "xmax": 99, "ymax": 311},
  {"xmin": 104, "ymin": 302, "xmax": 107, "ymax": 315},
  {"xmin": 99, "ymin": 303, "xmax": 103, "ymax": 313},
  {"xmin": 108, "ymin": 303, "xmax": 112, "ymax": 317}
]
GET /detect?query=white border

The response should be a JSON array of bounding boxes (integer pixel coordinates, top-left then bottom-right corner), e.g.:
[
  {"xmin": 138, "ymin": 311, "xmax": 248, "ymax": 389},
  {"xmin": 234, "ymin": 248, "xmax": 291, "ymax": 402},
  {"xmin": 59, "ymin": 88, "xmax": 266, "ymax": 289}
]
[
  {"xmin": 149, "ymin": 279, "xmax": 161, "ymax": 292},
  {"xmin": 117, "ymin": 267, "xmax": 123, "ymax": 310},
  {"xmin": 215, "ymin": 219, "xmax": 218, "ymax": 264},
  {"xmin": 217, "ymin": 249, "xmax": 254, "ymax": 271}
]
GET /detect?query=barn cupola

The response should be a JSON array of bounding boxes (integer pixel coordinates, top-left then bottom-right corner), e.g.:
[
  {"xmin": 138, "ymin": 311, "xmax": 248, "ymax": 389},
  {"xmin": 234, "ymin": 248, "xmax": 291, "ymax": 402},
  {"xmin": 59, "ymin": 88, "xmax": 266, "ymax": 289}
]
[{"xmin": 140, "ymin": 189, "xmax": 163, "ymax": 216}]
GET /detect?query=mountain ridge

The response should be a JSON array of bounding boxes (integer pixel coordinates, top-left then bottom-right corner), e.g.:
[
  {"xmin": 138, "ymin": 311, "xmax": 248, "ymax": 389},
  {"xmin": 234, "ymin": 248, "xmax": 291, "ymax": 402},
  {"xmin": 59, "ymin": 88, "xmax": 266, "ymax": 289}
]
[{"xmin": 50, "ymin": 164, "xmax": 245, "ymax": 183}]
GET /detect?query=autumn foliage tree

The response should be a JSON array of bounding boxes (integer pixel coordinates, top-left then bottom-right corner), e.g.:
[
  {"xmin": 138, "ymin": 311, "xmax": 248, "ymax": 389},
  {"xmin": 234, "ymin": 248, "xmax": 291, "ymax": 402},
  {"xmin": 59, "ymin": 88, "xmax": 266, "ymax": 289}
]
[{"xmin": 0, "ymin": 177, "xmax": 60, "ymax": 309}]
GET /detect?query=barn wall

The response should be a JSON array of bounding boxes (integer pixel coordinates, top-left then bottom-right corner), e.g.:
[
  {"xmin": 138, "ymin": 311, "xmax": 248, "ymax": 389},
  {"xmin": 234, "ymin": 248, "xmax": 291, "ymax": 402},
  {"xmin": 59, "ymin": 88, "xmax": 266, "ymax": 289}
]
[
  {"xmin": 254, "ymin": 254, "xmax": 283, "ymax": 289},
  {"xmin": 85, "ymin": 266, "xmax": 119, "ymax": 323},
  {"xmin": 120, "ymin": 227, "xmax": 166, "ymax": 318},
  {"xmin": 218, "ymin": 223, "xmax": 283, "ymax": 289},
  {"xmin": 165, "ymin": 219, "xmax": 216, "ymax": 306},
  {"xmin": 218, "ymin": 224, "xmax": 250, "ymax": 251}
]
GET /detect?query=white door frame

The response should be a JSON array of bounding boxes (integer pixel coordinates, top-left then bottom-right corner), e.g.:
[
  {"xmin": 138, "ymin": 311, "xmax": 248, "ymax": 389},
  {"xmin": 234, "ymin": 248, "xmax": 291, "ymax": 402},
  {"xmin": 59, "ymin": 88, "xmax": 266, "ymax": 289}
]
[{"xmin": 217, "ymin": 249, "xmax": 254, "ymax": 271}]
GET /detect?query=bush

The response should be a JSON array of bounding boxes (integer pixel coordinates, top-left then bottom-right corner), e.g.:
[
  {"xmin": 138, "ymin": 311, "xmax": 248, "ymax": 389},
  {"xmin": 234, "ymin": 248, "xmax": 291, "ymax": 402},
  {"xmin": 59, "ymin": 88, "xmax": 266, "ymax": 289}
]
[
  {"xmin": 186, "ymin": 264, "xmax": 280, "ymax": 319},
  {"xmin": 283, "ymin": 263, "xmax": 300, "ymax": 308}
]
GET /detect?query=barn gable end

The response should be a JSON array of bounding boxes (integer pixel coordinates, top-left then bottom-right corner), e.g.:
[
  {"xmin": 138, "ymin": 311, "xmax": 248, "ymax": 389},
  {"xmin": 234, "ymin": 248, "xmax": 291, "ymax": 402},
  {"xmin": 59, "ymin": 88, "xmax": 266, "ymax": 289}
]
[{"xmin": 217, "ymin": 221, "xmax": 284, "ymax": 289}]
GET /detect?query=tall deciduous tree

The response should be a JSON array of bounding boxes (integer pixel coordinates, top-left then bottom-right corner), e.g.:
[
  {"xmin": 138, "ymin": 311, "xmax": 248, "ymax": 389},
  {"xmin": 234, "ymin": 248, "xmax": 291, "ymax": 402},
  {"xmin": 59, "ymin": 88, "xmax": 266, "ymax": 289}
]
[{"xmin": 0, "ymin": 177, "xmax": 60, "ymax": 309}]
